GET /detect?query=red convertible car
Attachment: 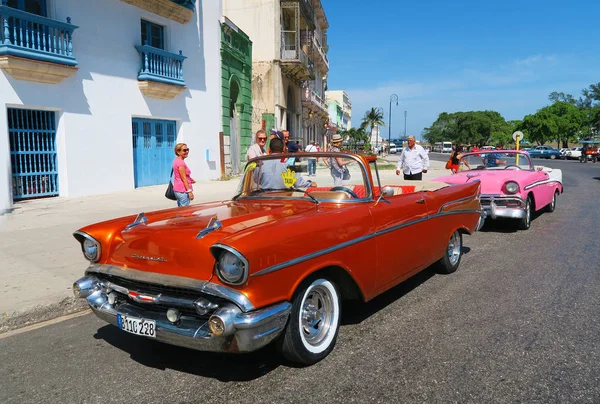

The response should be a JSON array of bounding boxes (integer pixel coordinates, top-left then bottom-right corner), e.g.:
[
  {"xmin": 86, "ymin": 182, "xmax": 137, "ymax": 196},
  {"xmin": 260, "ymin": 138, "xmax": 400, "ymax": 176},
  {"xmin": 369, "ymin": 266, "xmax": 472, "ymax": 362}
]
[{"xmin": 73, "ymin": 152, "xmax": 484, "ymax": 365}]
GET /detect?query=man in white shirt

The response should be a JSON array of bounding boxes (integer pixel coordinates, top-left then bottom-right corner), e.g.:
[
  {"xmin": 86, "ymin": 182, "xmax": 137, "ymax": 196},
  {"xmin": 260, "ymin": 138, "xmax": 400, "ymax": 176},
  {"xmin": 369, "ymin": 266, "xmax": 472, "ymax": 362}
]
[
  {"xmin": 305, "ymin": 141, "xmax": 318, "ymax": 176},
  {"xmin": 396, "ymin": 136, "xmax": 429, "ymax": 180},
  {"xmin": 246, "ymin": 129, "xmax": 267, "ymax": 161}
]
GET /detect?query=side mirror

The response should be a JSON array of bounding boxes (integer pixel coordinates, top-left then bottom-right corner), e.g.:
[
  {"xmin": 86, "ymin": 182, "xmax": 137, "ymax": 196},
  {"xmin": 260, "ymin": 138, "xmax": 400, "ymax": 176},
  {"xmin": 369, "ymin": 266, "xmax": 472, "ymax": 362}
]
[{"xmin": 375, "ymin": 186, "xmax": 394, "ymax": 205}]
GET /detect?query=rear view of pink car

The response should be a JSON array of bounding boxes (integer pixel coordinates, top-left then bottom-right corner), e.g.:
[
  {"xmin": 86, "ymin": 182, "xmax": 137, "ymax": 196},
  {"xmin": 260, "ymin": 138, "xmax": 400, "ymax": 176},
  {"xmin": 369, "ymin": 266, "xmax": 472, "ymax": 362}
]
[{"xmin": 434, "ymin": 150, "xmax": 563, "ymax": 230}]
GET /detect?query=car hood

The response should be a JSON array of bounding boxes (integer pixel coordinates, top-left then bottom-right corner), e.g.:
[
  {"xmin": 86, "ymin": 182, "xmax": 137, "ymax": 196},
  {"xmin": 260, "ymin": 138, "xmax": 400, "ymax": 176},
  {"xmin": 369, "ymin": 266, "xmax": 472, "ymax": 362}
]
[
  {"xmin": 434, "ymin": 170, "xmax": 531, "ymax": 195},
  {"xmin": 81, "ymin": 200, "xmax": 318, "ymax": 281}
]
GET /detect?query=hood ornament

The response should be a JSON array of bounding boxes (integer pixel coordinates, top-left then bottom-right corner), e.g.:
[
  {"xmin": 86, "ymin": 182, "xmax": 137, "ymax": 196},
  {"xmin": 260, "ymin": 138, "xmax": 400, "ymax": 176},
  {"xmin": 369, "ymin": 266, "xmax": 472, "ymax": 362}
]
[
  {"xmin": 124, "ymin": 212, "xmax": 148, "ymax": 232},
  {"xmin": 196, "ymin": 216, "xmax": 222, "ymax": 239}
]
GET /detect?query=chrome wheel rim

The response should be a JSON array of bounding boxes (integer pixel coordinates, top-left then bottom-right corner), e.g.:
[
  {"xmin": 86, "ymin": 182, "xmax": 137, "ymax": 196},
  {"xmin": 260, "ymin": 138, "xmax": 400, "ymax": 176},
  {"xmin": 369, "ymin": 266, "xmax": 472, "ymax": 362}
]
[
  {"xmin": 447, "ymin": 231, "xmax": 461, "ymax": 266},
  {"xmin": 551, "ymin": 193, "xmax": 556, "ymax": 210},
  {"xmin": 301, "ymin": 285, "xmax": 334, "ymax": 347},
  {"xmin": 525, "ymin": 199, "xmax": 531, "ymax": 226}
]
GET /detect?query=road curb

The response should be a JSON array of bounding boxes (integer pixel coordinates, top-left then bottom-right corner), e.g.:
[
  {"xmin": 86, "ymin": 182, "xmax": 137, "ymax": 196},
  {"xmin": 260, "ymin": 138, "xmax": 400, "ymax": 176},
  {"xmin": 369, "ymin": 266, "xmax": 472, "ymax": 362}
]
[{"xmin": 0, "ymin": 297, "xmax": 89, "ymax": 334}]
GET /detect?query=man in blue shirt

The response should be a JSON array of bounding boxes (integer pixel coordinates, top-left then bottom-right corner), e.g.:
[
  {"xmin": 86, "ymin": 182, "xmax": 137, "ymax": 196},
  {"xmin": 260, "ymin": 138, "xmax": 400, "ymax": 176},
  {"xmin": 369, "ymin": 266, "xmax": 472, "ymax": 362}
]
[{"xmin": 483, "ymin": 144, "xmax": 507, "ymax": 167}]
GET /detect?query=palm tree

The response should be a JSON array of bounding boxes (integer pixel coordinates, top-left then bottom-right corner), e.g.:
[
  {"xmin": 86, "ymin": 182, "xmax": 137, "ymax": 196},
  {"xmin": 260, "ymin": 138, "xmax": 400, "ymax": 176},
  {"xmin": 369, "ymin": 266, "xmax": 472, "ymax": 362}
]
[{"xmin": 360, "ymin": 108, "xmax": 385, "ymax": 148}]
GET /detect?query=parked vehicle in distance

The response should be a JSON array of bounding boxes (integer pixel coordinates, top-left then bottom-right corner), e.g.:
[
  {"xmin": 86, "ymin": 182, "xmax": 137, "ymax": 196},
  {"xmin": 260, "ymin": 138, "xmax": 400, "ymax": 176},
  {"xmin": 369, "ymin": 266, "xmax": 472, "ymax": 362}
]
[
  {"xmin": 72, "ymin": 152, "xmax": 484, "ymax": 366},
  {"xmin": 433, "ymin": 151, "xmax": 563, "ymax": 230},
  {"xmin": 527, "ymin": 146, "xmax": 562, "ymax": 159},
  {"xmin": 389, "ymin": 144, "xmax": 398, "ymax": 154},
  {"xmin": 559, "ymin": 148, "xmax": 569, "ymax": 159},
  {"xmin": 565, "ymin": 147, "xmax": 582, "ymax": 160}
]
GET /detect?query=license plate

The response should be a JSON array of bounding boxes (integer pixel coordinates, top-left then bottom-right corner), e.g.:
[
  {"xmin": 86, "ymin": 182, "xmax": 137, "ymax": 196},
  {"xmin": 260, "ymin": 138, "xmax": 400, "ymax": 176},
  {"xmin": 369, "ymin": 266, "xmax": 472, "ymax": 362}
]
[{"xmin": 117, "ymin": 313, "xmax": 156, "ymax": 338}]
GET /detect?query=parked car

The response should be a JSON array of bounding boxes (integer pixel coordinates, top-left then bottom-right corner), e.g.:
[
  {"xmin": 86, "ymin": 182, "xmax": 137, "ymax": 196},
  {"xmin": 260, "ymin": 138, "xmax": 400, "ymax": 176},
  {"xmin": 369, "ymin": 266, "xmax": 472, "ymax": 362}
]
[
  {"xmin": 559, "ymin": 148, "xmax": 569, "ymax": 159},
  {"xmin": 527, "ymin": 145, "xmax": 562, "ymax": 159},
  {"xmin": 565, "ymin": 147, "xmax": 582, "ymax": 160},
  {"xmin": 389, "ymin": 145, "xmax": 398, "ymax": 154},
  {"xmin": 433, "ymin": 151, "xmax": 563, "ymax": 230},
  {"xmin": 72, "ymin": 152, "xmax": 484, "ymax": 365}
]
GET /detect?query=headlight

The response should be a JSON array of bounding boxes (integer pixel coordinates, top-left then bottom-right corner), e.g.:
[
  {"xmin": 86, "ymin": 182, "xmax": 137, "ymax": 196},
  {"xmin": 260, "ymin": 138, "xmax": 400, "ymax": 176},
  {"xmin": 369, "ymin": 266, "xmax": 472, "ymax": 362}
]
[
  {"xmin": 214, "ymin": 246, "xmax": 248, "ymax": 285},
  {"xmin": 73, "ymin": 231, "xmax": 101, "ymax": 262},
  {"xmin": 504, "ymin": 181, "xmax": 519, "ymax": 194}
]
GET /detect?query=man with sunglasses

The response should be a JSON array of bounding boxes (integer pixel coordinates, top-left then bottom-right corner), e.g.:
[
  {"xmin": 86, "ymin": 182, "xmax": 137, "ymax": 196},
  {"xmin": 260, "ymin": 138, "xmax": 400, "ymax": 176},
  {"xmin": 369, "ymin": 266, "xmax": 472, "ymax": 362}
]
[{"xmin": 247, "ymin": 129, "xmax": 267, "ymax": 161}]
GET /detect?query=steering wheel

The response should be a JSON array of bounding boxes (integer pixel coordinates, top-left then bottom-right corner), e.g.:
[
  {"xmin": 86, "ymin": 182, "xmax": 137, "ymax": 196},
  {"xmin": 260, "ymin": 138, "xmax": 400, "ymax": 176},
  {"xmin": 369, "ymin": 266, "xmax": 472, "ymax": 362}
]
[
  {"xmin": 329, "ymin": 186, "xmax": 359, "ymax": 199},
  {"xmin": 504, "ymin": 165, "xmax": 521, "ymax": 170}
]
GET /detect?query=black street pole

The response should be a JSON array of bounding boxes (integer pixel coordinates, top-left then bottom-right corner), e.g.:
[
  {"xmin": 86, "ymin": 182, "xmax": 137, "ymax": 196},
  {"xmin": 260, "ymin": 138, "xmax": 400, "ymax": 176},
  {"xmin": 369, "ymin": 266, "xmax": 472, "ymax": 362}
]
[
  {"xmin": 404, "ymin": 110, "xmax": 407, "ymax": 138},
  {"xmin": 389, "ymin": 94, "xmax": 398, "ymax": 152}
]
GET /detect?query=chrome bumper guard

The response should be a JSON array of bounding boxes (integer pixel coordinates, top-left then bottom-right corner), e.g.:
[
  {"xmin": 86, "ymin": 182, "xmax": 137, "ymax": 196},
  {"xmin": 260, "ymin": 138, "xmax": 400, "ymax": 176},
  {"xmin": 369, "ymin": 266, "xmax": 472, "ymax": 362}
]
[
  {"xmin": 482, "ymin": 196, "xmax": 526, "ymax": 220},
  {"xmin": 75, "ymin": 276, "xmax": 291, "ymax": 353}
]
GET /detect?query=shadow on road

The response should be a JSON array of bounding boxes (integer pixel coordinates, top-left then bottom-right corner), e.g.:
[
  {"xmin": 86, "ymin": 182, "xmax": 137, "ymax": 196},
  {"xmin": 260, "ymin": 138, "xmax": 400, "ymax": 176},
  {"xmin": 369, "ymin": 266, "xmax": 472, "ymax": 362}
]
[
  {"xmin": 593, "ymin": 177, "xmax": 600, "ymax": 181},
  {"xmin": 478, "ymin": 212, "xmax": 542, "ymax": 233},
  {"xmin": 93, "ymin": 325, "xmax": 282, "ymax": 381}
]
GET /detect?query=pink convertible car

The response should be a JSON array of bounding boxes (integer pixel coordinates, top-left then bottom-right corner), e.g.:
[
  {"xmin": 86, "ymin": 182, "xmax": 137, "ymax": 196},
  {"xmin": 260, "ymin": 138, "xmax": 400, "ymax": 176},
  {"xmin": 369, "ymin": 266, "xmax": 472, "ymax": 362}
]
[{"xmin": 434, "ymin": 150, "xmax": 563, "ymax": 230}]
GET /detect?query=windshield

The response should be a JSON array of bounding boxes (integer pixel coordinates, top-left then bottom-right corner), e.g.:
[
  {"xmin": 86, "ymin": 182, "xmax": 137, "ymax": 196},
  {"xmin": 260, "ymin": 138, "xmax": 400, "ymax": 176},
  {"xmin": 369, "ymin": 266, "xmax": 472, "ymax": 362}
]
[
  {"xmin": 234, "ymin": 153, "xmax": 370, "ymax": 202},
  {"xmin": 458, "ymin": 151, "xmax": 533, "ymax": 171}
]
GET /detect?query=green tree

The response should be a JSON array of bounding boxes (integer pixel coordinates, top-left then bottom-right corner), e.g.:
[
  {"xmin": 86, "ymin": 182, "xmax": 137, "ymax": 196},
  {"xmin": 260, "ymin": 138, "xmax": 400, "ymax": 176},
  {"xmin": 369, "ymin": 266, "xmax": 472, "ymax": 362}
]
[
  {"xmin": 521, "ymin": 108, "xmax": 557, "ymax": 145},
  {"xmin": 360, "ymin": 108, "xmax": 385, "ymax": 147},
  {"xmin": 546, "ymin": 102, "xmax": 585, "ymax": 147},
  {"xmin": 339, "ymin": 127, "xmax": 369, "ymax": 151},
  {"xmin": 424, "ymin": 110, "xmax": 509, "ymax": 147}
]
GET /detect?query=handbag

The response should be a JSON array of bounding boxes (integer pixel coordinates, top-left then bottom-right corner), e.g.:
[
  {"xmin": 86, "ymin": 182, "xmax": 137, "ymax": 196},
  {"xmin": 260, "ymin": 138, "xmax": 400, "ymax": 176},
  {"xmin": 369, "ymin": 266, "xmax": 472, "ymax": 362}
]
[
  {"xmin": 165, "ymin": 169, "xmax": 177, "ymax": 201},
  {"xmin": 342, "ymin": 166, "xmax": 351, "ymax": 180},
  {"xmin": 445, "ymin": 158, "xmax": 453, "ymax": 170}
]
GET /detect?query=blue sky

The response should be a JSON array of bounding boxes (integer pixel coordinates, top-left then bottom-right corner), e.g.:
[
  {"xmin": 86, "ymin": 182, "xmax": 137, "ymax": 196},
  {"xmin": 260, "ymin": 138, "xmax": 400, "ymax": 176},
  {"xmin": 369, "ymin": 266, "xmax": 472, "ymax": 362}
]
[{"xmin": 325, "ymin": 0, "xmax": 600, "ymax": 140}]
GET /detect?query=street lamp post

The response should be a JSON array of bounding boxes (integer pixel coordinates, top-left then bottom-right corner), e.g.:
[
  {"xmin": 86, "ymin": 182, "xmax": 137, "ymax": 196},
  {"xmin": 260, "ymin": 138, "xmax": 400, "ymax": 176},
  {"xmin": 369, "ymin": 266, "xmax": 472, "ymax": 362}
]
[
  {"xmin": 388, "ymin": 94, "xmax": 398, "ymax": 152},
  {"xmin": 404, "ymin": 110, "xmax": 407, "ymax": 138}
]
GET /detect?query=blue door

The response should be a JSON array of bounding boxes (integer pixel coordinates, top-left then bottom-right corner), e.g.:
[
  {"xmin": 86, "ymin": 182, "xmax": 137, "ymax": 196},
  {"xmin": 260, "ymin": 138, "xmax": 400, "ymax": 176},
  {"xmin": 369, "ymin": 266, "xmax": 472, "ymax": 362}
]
[
  {"xmin": 132, "ymin": 118, "xmax": 176, "ymax": 187},
  {"xmin": 8, "ymin": 108, "xmax": 58, "ymax": 200}
]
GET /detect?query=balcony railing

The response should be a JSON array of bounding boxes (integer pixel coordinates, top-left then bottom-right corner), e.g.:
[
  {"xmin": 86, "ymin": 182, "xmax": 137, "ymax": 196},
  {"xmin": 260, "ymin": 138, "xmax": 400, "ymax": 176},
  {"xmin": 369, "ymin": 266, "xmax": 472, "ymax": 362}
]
[
  {"xmin": 135, "ymin": 44, "xmax": 186, "ymax": 86},
  {"xmin": 312, "ymin": 33, "xmax": 328, "ymax": 68},
  {"xmin": 302, "ymin": 87, "xmax": 327, "ymax": 113},
  {"xmin": 0, "ymin": 5, "xmax": 78, "ymax": 66}
]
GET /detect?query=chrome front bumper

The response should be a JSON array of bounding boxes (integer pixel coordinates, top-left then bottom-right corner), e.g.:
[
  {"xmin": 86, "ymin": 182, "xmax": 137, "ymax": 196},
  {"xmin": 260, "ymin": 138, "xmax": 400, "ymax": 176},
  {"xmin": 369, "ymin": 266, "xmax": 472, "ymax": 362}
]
[
  {"xmin": 76, "ymin": 276, "xmax": 291, "ymax": 353},
  {"xmin": 482, "ymin": 196, "xmax": 526, "ymax": 220}
]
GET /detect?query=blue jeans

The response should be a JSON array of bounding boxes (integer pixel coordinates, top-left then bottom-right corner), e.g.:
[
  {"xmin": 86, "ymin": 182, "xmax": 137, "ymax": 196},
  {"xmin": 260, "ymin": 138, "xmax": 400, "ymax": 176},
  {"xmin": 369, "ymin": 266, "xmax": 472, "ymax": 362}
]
[
  {"xmin": 307, "ymin": 158, "xmax": 317, "ymax": 176},
  {"xmin": 174, "ymin": 191, "xmax": 190, "ymax": 207}
]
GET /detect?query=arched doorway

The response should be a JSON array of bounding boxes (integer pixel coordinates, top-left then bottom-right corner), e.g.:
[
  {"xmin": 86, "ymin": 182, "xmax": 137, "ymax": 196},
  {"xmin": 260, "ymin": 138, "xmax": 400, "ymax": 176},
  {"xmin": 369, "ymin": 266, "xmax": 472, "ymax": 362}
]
[
  {"xmin": 229, "ymin": 77, "xmax": 241, "ymax": 174},
  {"xmin": 286, "ymin": 86, "xmax": 295, "ymax": 137}
]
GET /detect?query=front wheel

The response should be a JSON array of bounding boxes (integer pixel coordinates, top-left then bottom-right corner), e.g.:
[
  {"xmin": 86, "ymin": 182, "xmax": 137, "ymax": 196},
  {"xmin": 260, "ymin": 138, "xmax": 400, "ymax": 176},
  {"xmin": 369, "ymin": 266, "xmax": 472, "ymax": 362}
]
[
  {"xmin": 550, "ymin": 154, "xmax": 556, "ymax": 160},
  {"xmin": 277, "ymin": 277, "xmax": 341, "ymax": 365},
  {"xmin": 518, "ymin": 196, "xmax": 532, "ymax": 230},
  {"xmin": 436, "ymin": 230, "xmax": 463, "ymax": 274},
  {"xmin": 546, "ymin": 190, "xmax": 558, "ymax": 212}
]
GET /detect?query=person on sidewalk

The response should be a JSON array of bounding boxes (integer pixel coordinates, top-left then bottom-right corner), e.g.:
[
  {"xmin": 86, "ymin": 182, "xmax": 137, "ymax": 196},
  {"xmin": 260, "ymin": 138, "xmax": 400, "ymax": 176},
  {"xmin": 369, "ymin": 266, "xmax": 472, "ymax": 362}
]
[
  {"xmin": 396, "ymin": 136, "xmax": 429, "ymax": 180},
  {"xmin": 328, "ymin": 134, "xmax": 352, "ymax": 186},
  {"xmin": 172, "ymin": 143, "xmax": 196, "ymax": 207},
  {"xmin": 247, "ymin": 129, "xmax": 267, "ymax": 161},
  {"xmin": 305, "ymin": 141, "xmax": 318, "ymax": 176}
]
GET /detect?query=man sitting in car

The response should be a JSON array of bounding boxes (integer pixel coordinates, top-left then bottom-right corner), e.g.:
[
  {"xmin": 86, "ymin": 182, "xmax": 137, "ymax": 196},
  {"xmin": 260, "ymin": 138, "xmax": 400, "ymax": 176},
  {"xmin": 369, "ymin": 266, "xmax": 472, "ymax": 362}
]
[
  {"xmin": 483, "ymin": 144, "xmax": 507, "ymax": 167},
  {"xmin": 257, "ymin": 138, "xmax": 316, "ymax": 189}
]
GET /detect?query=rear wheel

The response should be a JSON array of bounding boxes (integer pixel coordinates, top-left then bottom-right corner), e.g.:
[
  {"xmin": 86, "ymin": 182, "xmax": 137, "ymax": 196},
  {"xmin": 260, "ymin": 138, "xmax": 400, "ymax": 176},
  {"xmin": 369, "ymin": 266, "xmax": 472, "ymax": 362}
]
[
  {"xmin": 550, "ymin": 154, "xmax": 556, "ymax": 160},
  {"xmin": 277, "ymin": 277, "xmax": 341, "ymax": 365},
  {"xmin": 546, "ymin": 190, "xmax": 558, "ymax": 212},
  {"xmin": 436, "ymin": 230, "xmax": 462, "ymax": 274},
  {"xmin": 518, "ymin": 196, "xmax": 532, "ymax": 230}
]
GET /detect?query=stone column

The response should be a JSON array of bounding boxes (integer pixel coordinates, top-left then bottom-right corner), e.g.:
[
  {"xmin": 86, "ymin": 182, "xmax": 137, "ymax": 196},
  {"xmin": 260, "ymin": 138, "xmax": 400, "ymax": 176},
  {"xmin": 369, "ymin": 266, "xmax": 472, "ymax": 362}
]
[{"xmin": 0, "ymin": 107, "xmax": 12, "ymax": 213}]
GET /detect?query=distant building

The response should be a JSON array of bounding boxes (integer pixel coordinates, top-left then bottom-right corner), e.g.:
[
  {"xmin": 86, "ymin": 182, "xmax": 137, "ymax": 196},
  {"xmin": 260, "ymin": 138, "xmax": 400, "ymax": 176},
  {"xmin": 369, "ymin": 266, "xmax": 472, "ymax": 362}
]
[
  {"xmin": 0, "ymin": 0, "xmax": 222, "ymax": 213},
  {"xmin": 325, "ymin": 90, "xmax": 351, "ymax": 130},
  {"xmin": 223, "ymin": 0, "xmax": 330, "ymax": 147}
]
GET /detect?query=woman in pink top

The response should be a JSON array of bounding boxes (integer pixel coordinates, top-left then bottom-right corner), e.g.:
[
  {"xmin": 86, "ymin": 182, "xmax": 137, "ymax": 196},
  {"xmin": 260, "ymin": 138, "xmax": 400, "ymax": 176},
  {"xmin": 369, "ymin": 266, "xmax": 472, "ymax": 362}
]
[{"xmin": 172, "ymin": 143, "xmax": 195, "ymax": 207}]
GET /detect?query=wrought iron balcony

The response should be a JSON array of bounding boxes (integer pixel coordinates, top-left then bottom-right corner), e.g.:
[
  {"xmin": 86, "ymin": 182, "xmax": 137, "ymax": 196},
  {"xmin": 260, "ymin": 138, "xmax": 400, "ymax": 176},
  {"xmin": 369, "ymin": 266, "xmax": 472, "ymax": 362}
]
[
  {"xmin": 0, "ymin": 4, "xmax": 78, "ymax": 66},
  {"xmin": 135, "ymin": 44, "xmax": 186, "ymax": 99},
  {"xmin": 302, "ymin": 87, "xmax": 328, "ymax": 116},
  {"xmin": 280, "ymin": 32, "xmax": 313, "ymax": 81},
  {"xmin": 136, "ymin": 44, "xmax": 186, "ymax": 86}
]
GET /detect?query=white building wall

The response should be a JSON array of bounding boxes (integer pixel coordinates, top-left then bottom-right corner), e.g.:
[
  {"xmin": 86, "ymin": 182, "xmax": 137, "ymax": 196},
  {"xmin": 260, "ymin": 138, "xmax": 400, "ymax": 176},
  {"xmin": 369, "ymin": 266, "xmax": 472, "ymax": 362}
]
[
  {"xmin": 222, "ymin": 0, "xmax": 276, "ymax": 61},
  {"xmin": 0, "ymin": 0, "xmax": 222, "ymax": 212}
]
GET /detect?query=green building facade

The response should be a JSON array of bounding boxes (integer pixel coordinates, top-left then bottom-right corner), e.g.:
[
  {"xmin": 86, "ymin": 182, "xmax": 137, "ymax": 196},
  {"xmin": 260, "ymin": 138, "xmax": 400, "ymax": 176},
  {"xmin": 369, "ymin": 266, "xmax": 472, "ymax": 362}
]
[{"xmin": 221, "ymin": 20, "xmax": 252, "ymax": 175}]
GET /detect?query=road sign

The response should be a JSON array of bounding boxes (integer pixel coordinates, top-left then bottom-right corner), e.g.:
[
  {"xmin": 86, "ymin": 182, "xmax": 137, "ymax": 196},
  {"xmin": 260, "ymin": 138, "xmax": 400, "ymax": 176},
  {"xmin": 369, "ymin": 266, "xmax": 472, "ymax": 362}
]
[{"xmin": 513, "ymin": 131, "xmax": 524, "ymax": 142}]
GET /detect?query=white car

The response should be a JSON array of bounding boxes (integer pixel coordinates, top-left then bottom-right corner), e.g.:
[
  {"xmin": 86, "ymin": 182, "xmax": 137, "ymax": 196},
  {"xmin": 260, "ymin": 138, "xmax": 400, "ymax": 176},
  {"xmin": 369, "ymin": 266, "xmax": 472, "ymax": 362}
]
[
  {"xmin": 559, "ymin": 148, "xmax": 569, "ymax": 159},
  {"xmin": 566, "ymin": 147, "xmax": 582, "ymax": 160}
]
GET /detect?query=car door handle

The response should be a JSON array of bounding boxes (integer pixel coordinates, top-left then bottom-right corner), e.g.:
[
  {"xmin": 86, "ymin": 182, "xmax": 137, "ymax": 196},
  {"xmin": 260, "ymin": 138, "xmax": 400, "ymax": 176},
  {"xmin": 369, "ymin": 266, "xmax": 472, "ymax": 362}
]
[{"xmin": 416, "ymin": 198, "xmax": 425, "ymax": 204}]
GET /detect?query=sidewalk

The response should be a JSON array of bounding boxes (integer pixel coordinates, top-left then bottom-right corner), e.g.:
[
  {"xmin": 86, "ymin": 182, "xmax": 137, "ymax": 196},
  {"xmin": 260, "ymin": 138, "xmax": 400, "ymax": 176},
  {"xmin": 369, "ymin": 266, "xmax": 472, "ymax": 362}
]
[{"xmin": 0, "ymin": 160, "xmax": 447, "ymax": 332}]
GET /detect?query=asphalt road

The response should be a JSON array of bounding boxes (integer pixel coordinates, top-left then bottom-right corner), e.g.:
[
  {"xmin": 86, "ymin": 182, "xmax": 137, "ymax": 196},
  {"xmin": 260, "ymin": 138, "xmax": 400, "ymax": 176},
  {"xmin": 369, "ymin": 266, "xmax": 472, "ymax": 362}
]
[{"xmin": 2, "ymin": 156, "xmax": 599, "ymax": 404}]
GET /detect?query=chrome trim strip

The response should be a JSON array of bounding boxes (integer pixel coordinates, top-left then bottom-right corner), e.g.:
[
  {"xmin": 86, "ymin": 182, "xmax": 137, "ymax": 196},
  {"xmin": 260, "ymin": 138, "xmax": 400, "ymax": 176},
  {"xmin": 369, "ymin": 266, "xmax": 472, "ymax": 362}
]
[
  {"xmin": 124, "ymin": 212, "xmax": 148, "ymax": 232},
  {"xmin": 73, "ymin": 231, "xmax": 102, "ymax": 263},
  {"xmin": 85, "ymin": 264, "xmax": 254, "ymax": 312},
  {"xmin": 252, "ymin": 209, "xmax": 481, "ymax": 277},
  {"xmin": 437, "ymin": 195, "xmax": 475, "ymax": 214},
  {"xmin": 524, "ymin": 179, "xmax": 562, "ymax": 190},
  {"xmin": 211, "ymin": 243, "xmax": 250, "ymax": 286}
]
